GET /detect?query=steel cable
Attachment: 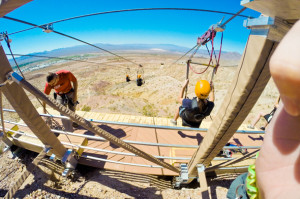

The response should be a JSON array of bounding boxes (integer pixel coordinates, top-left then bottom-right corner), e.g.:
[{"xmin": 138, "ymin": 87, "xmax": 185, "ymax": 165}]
[
  {"xmin": 3, "ymin": 16, "xmax": 141, "ymax": 67},
  {"xmin": 4, "ymin": 8, "xmax": 252, "ymax": 36}
]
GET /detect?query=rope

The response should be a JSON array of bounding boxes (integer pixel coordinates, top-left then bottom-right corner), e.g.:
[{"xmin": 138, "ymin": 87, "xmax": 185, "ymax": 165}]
[
  {"xmin": 185, "ymin": 60, "xmax": 190, "ymax": 99},
  {"xmin": 3, "ymin": 17, "xmax": 141, "ymax": 67},
  {"xmin": 205, "ymin": 44, "xmax": 215, "ymax": 66},
  {"xmin": 210, "ymin": 32, "xmax": 223, "ymax": 83},
  {"xmin": 4, "ymin": 8, "xmax": 252, "ymax": 36},
  {"xmin": 188, "ymin": 29, "xmax": 216, "ymax": 74}
]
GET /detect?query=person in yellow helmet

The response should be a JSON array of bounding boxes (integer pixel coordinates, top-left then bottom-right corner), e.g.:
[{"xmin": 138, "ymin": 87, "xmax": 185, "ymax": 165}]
[
  {"xmin": 136, "ymin": 74, "xmax": 143, "ymax": 86},
  {"xmin": 126, "ymin": 74, "xmax": 131, "ymax": 82},
  {"xmin": 170, "ymin": 79, "xmax": 215, "ymax": 127}
]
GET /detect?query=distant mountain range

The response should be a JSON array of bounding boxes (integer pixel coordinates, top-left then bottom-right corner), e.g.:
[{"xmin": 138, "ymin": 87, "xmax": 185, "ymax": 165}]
[{"xmin": 8, "ymin": 43, "xmax": 242, "ymax": 66}]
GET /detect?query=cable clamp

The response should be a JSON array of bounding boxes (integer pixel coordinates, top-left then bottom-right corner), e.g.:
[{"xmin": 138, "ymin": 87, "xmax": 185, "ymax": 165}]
[
  {"xmin": 173, "ymin": 163, "xmax": 190, "ymax": 188},
  {"xmin": 42, "ymin": 23, "xmax": 54, "ymax": 33},
  {"xmin": 211, "ymin": 17, "xmax": 226, "ymax": 32}
]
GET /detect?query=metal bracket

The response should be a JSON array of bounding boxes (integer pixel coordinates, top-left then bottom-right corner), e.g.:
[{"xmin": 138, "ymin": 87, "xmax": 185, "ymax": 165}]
[
  {"xmin": 243, "ymin": 15, "xmax": 274, "ymax": 28},
  {"xmin": 0, "ymin": 131, "xmax": 12, "ymax": 152},
  {"xmin": 0, "ymin": 32, "xmax": 12, "ymax": 46},
  {"xmin": 197, "ymin": 29, "xmax": 215, "ymax": 46},
  {"xmin": 44, "ymin": 145, "xmax": 52, "ymax": 154},
  {"xmin": 173, "ymin": 164, "xmax": 190, "ymax": 188},
  {"xmin": 49, "ymin": 153, "xmax": 56, "ymax": 161},
  {"xmin": 196, "ymin": 164, "xmax": 205, "ymax": 175},
  {"xmin": 6, "ymin": 72, "xmax": 23, "ymax": 84},
  {"xmin": 61, "ymin": 149, "xmax": 78, "ymax": 177},
  {"xmin": 243, "ymin": 15, "xmax": 291, "ymax": 42},
  {"xmin": 211, "ymin": 17, "xmax": 226, "ymax": 32}
]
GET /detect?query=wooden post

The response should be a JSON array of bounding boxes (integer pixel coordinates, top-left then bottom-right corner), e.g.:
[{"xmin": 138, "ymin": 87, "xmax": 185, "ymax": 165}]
[{"xmin": 0, "ymin": 0, "xmax": 32, "ymax": 17}]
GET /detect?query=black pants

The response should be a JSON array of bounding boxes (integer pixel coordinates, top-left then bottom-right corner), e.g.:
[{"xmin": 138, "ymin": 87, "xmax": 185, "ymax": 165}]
[{"xmin": 55, "ymin": 91, "xmax": 76, "ymax": 132}]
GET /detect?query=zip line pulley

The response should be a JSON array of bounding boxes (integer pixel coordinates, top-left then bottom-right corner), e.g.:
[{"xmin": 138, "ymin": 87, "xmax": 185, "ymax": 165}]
[{"xmin": 185, "ymin": 18, "xmax": 224, "ymax": 96}]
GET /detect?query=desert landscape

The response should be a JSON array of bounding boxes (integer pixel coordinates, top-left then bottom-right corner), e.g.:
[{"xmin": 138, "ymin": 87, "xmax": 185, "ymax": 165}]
[
  {"xmin": 0, "ymin": 51, "xmax": 279, "ymax": 198},
  {"xmin": 3, "ymin": 51, "xmax": 279, "ymax": 124}
]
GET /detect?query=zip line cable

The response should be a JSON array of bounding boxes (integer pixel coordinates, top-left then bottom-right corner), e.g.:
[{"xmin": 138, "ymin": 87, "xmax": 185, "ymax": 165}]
[
  {"xmin": 170, "ymin": 7, "xmax": 246, "ymax": 71},
  {"xmin": 189, "ymin": 30, "xmax": 216, "ymax": 75},
  {"xmin": 3, "ymin": 16, "xmax": 142, "ymax": 67},
  {"xmin": 3, "ymin": 33, "xmax": 25, "ymax": 77},
  {"xmin": 53, "ymin": 30, "xmax": 140, "ymax": 66},
  {"xmin": 220, "ymin": 7, "xmax": 247, "ymax": 27},
  {"xmin": 5, "ymin": 53, "xmax": 103, "ymax": 65},
  {"xmin": 4, "ymin": 8, "xmax": 253, "ymax": 36},
  {"xmin": 168, "ymin": 44, "xmax": 198, "ymax": 67}
]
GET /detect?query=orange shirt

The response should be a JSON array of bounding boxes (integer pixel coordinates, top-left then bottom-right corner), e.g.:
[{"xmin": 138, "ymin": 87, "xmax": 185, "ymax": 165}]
[{"xmin": 44, "ymin": 70, "xmax": 77, "ymax": 95}]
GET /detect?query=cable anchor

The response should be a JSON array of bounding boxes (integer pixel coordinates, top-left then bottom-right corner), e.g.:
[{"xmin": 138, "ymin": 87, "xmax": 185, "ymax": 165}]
[{"xmin": 211, "ymin": 16, "xmax": 226, "ymax": 32}]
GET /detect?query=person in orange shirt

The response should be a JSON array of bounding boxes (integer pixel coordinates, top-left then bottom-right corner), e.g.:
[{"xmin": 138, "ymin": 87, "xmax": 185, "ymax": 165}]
[{"xmin": 43, "ymin": 70, "xmax": 78, "ymax": 131}]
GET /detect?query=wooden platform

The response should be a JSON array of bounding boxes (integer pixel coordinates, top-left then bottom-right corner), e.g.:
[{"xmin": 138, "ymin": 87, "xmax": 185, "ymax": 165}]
[{"xmin": 5, "ymin": 108, "xmax": 264, "ymax": 176}]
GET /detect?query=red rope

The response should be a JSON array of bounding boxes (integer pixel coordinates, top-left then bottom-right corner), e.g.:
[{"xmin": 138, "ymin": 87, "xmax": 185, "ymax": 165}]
[
  {"xmin": 215, "ymin": 32, "xmax": 223, "ymax": 73},
  {"xmin": 189, "ymin": 28, "xmax": 215, "ymax": 74}
]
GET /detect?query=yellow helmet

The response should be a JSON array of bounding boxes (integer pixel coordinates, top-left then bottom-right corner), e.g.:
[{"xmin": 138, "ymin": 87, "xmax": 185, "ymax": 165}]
[
  {"xmin": 195, "ymin": 80, "xmax": 211, "ymax": 99},
  {"xmin": 137, "ymin": 74, "xmax": 141, "ymax": 78}
]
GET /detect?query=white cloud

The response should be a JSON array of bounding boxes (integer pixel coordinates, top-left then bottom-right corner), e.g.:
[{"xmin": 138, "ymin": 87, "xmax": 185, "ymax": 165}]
[{"xmin": 150, "ymin": 48, "xmax": 166, "ymax": 52}]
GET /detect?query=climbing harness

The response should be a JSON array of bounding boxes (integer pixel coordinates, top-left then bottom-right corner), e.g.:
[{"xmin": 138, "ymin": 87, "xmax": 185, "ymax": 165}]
[
  {"xmin": 246, "ymin": 163, "xmax": 259, "ymax": 199},
  {"xmin": 183, "ymin": 20, "xmax": 224, "ymax": 97},
  {"xmin": 188, "ymin": 27, "xmax": 223, "ymax": 75}
]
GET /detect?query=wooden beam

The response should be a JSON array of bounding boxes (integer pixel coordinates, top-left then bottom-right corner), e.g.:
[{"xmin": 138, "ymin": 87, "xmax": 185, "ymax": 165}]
[
  {"xmin": 244, "ymin": 15, "xmax": 292, "ymax": 42},
  {"xmin": 241, "ymin": 0, "xmax": 300, "ymax": 23},
  {"xmin": 0, "ymin": 0, "xmax": 32, "ymax": 18}
]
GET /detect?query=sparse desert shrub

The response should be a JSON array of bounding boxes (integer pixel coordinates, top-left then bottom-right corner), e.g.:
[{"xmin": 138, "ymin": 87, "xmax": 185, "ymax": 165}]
[
  {"xmin": 81, "ymin": 105, "xmax": 91, "ymax": 112},
  {"xmin": 142, "ymin": 104, "xmax": 157, "ymax": 117},
  {"xmin": 109, "ymin": 106, "xmax": 117, "ymax": 112}
]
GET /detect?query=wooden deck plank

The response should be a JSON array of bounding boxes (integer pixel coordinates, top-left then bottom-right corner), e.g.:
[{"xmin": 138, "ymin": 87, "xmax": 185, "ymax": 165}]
[
  {"xmin": 8, "ymin": 110, "xmax": 264, "ymax": 176},
  {"xmin": 102, "ymin": 113, "xmax": 110, "ymax": 121},
  {"xmin": 105, "ymin": 114, "xmax": 114, "ymax": 122},
  {"xmin": 95, "ymin": 113, "xmax": 106, "ymax": 120}
]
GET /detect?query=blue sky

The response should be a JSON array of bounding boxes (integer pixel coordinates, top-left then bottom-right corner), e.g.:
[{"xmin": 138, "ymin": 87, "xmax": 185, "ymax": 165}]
[{"xmin": 0, "ymin": 0, "xmax": 260, "ymax": 55}]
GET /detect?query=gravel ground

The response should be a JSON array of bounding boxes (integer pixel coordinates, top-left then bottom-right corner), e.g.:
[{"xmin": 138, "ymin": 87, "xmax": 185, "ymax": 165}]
[{"xmin": 0, "ymin": 145, "xmax": 238, "ymax": 199}]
